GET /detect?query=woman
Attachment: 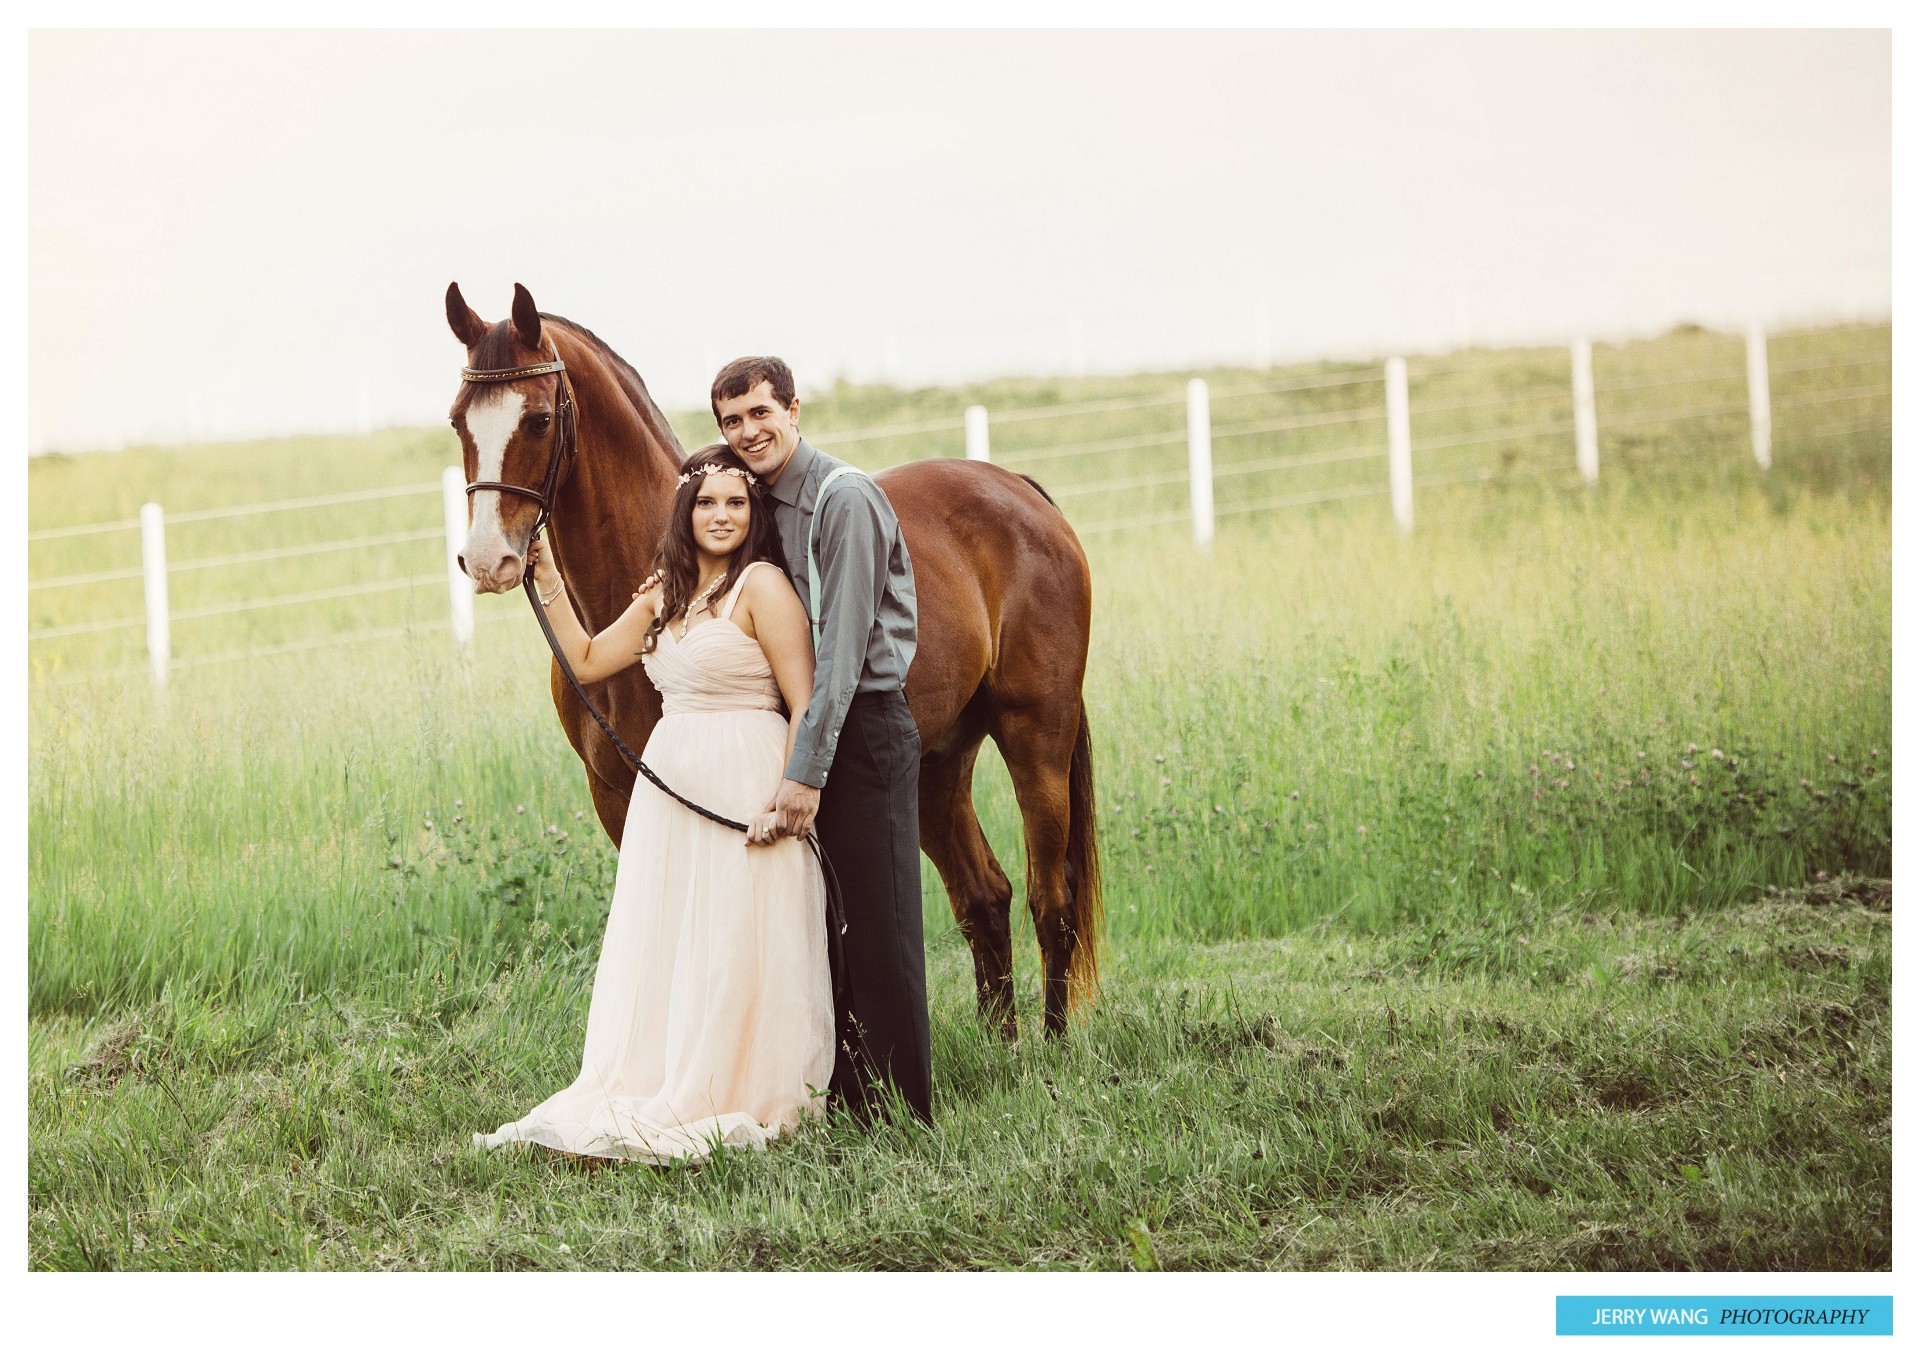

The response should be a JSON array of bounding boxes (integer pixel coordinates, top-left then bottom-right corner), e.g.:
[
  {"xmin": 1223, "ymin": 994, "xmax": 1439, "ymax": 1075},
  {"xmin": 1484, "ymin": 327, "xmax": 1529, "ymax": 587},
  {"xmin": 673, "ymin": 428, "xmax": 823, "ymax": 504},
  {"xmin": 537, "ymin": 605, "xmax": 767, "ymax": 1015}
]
[{"xmin": 474, "ymin": 444, "xmax": 834, "ymax": 1163}]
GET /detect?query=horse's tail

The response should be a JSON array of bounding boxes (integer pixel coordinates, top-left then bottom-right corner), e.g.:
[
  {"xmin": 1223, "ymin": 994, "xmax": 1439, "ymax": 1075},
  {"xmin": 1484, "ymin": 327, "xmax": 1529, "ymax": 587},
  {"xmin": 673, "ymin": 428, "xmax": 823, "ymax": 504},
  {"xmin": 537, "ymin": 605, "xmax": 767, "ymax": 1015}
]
[
  {"xmin": 1065, "ymin": 698, "xmax": 1104, "ymax": 1010},
  {"xmin": 1019, "ymin": 469, "xmax": 1098, "ymax": 1007}
]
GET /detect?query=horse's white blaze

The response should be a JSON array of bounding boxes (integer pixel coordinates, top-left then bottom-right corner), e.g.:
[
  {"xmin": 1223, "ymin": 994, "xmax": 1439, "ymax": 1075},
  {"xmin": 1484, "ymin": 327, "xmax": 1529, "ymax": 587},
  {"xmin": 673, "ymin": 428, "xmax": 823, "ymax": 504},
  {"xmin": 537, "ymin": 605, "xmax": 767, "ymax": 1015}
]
[{"xmin": 463, "ymin": 389, "xmax": 525, "ymax": 566}]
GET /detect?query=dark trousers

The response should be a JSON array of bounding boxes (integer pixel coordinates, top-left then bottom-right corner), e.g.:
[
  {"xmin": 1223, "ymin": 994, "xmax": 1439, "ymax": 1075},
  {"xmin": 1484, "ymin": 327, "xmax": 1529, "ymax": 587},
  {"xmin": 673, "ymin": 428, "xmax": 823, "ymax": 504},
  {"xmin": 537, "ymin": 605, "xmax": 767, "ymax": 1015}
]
[{"xmin": 817, "ymin": 689, "xmax": 933, "ymax": 1124}]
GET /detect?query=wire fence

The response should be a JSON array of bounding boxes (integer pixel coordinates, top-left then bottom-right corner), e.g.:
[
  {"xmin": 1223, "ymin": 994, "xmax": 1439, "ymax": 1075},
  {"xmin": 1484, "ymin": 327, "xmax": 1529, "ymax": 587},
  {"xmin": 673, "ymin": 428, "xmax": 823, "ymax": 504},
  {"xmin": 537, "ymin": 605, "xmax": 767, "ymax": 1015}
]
[{"xmin": 28, "ymin": 320, "xmax": 1891, "ymax": 688}]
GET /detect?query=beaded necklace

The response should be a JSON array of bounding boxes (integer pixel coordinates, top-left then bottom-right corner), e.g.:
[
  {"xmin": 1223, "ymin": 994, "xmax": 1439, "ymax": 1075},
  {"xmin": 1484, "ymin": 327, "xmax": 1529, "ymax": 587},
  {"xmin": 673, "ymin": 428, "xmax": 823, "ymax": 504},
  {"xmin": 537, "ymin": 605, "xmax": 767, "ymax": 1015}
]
[{"xmin": 677, "ymin": 571, "xmax": 731, "ymax": 639}]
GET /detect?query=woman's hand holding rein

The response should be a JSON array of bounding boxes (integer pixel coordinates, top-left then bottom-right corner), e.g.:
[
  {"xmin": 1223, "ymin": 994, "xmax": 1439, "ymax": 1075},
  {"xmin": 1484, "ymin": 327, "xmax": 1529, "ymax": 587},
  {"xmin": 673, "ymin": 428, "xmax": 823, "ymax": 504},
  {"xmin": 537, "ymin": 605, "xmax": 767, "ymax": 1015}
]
[{"xmin": 528, "ymin": 537, "xmax": 564, "ymax": 605}]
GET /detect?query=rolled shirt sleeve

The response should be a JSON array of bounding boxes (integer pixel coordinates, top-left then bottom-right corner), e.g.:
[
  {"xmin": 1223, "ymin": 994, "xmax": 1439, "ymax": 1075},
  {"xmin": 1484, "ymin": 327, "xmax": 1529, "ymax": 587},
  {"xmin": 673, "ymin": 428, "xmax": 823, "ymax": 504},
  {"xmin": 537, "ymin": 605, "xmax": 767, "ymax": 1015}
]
[{"xmin": 784, "ymin": 479, "xmax": 891, "ymax": 787}]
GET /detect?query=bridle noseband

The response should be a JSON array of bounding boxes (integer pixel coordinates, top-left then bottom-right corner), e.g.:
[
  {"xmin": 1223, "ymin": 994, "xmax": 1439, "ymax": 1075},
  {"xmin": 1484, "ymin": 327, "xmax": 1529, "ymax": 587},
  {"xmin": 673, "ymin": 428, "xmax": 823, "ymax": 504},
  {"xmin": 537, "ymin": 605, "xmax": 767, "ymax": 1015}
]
[{"xmin": 458, "ymin": 338, "xmax": 577, "ymax": 536}]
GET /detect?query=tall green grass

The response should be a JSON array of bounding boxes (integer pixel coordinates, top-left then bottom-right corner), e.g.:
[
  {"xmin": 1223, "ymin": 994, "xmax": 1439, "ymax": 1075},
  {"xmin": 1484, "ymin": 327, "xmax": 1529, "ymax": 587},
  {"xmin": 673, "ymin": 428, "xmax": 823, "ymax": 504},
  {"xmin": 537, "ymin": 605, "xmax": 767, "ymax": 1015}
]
[{"xmin": 27, "ymin": 322, "xmax": 1890, "ymax": 1015}]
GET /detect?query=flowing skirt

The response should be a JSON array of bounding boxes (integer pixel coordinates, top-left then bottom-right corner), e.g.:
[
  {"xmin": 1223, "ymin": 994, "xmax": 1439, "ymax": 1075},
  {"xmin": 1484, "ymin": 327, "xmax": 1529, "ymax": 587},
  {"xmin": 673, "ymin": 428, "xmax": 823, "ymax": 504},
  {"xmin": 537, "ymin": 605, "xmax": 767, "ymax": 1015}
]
[{"xmin": 474, "ymin": 706, "xmax": 834, "ymax": 1163}]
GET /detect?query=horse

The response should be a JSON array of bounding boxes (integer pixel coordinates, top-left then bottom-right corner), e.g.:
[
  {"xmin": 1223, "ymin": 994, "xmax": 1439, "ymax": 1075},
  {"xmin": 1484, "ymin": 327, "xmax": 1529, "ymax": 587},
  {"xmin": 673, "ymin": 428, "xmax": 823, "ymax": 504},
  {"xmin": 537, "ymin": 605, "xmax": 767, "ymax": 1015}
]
[{"xmin": 445, "ymin": 282, "xmax": 1100, "ymax": 1037}]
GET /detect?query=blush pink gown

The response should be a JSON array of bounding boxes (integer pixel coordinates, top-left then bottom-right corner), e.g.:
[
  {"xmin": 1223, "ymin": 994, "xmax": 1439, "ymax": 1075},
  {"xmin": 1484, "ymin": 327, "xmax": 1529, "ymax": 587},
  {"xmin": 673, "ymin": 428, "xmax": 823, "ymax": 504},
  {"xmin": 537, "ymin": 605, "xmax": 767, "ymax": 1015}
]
[{"xmin": 475, "ymin": 562, "xmax": 834, "ymax": 1162}]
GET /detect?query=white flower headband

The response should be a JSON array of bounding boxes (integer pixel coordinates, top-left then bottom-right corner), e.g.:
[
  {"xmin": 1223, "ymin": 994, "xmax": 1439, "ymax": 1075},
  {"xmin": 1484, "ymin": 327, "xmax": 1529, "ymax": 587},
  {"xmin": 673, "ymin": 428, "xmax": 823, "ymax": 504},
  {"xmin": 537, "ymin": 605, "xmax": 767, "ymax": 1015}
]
[{"xmin": 677, "ymin": 464, "xmax": 759, "ymax": 488}]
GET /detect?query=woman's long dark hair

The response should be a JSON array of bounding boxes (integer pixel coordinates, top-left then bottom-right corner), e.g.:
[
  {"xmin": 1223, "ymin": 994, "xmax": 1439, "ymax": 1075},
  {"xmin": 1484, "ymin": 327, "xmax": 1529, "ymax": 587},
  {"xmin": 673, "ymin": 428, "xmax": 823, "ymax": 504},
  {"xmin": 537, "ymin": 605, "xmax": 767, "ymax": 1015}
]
[{"xmin": 640, "ymin": 443, "xmax": 791, "ymax": 655}]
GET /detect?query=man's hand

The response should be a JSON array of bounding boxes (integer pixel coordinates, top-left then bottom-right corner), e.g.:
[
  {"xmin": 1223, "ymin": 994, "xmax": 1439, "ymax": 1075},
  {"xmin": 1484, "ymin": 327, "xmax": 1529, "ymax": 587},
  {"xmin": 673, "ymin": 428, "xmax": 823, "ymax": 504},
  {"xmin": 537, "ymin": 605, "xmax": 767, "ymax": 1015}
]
[{"xmin": 768, "ymin": 778, "xmax": 821, "ymax": 840}]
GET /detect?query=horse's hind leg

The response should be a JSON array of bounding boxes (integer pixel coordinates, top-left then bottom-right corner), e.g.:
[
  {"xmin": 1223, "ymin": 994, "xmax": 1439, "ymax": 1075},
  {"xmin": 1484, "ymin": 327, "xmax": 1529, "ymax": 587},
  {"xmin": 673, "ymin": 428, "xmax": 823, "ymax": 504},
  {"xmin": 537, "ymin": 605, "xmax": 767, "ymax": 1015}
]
[
  {"xmin": 919, "ymin": 740, "xmax": 1018, "ymax": 1039},
  {"xmin": 992, "ymin": 703, "xmax": 1082, "ymax": 1040}
]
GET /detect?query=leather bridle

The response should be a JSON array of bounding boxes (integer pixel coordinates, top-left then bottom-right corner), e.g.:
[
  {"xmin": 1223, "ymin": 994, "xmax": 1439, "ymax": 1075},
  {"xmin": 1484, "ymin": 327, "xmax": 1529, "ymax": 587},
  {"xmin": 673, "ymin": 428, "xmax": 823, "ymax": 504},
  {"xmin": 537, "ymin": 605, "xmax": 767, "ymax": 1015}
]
[{"xmin": 458, "ymin": 339, "xmax": 577, "ymax": 537}]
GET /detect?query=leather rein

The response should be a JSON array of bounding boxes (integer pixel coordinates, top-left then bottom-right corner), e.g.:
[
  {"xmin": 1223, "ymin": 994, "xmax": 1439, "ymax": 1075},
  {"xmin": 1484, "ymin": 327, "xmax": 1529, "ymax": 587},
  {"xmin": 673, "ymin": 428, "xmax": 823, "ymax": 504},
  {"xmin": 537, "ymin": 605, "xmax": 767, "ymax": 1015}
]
[{"xmin": 456, "ymin": 349, "xmax": 873, "ymax": 1087}]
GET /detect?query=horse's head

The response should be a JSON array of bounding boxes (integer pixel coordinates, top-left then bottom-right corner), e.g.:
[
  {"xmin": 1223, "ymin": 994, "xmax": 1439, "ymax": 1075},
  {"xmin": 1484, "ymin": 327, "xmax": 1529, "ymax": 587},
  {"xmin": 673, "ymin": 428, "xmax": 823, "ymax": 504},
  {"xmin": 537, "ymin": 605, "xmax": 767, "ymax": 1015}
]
[{"xmin": 446, "ymin": 281, "xmax": 567, "ymax": 592}]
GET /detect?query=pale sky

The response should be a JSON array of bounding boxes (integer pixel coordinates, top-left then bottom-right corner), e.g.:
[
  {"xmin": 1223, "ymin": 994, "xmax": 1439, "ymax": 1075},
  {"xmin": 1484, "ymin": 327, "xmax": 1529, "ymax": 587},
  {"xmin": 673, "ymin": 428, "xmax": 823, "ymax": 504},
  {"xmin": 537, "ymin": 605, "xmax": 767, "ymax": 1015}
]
[{"xmin": 27, "ymin": 27, "xmax": 1891, "ymax": 453}]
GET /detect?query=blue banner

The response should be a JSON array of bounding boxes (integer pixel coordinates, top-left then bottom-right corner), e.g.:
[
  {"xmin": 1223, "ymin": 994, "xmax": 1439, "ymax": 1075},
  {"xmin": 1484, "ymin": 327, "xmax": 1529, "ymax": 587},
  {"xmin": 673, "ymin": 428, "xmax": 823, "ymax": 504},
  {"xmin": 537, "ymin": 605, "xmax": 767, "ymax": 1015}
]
[{"xmin": 1557, "ymin": 1296, "xmax": 1891, "ymax": 1336}]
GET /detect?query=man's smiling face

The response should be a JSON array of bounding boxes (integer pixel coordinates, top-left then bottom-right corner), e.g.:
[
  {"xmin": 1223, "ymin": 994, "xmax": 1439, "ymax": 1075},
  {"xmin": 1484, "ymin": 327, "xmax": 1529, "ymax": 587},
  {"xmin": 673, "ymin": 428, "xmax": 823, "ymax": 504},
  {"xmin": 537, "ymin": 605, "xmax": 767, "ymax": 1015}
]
[{"xmin": 715, "ymin": 381, "xmax": 802, "ymax": 484}]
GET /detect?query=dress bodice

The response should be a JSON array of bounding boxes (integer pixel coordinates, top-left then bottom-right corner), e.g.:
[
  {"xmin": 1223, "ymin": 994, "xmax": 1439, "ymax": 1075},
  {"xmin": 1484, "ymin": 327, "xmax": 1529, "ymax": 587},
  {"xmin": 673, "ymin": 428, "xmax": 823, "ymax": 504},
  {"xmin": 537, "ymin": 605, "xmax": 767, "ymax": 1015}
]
[{"xmin": 640, "ymin": 564, "xmax": 784, "ymax": 717}]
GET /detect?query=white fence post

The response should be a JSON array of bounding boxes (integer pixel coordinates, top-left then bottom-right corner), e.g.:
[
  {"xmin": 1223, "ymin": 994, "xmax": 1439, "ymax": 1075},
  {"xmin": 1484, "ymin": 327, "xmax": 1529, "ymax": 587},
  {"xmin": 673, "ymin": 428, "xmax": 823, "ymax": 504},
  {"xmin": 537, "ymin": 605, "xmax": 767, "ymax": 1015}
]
[
  {"xmin": 140, "ymin": 502, "xmax": 170, "ymax": 688},
  {"xmin": 1385, "ymin": 357, "xmax": 1414, "ymax": 534},
  {"xmin": 1186, "ymin": 377, "xmax": 1214, "ymax": 550},
  {"xmin": 1746, "ymin": 323, "xmax": 1772, "ymax": 470},
  {"xmin": 442, "ymin": 465, "xmax": 475, "ymax": 647},
  {"xmin": 964, "ymin": 404, "xmax": 991, "ymax": 462},
  {"xmin": 1571, "ymin": 338, "xmax": 1600, "ymax": 484}
]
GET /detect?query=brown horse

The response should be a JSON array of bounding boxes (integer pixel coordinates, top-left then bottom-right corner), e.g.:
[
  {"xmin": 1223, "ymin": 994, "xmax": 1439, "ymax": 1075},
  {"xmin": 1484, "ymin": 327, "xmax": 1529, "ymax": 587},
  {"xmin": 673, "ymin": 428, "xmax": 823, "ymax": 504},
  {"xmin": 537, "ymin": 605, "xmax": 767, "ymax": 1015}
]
[{"xmin": 445, "ymin": 282, "xmax": 1100, "ymax": 1037}]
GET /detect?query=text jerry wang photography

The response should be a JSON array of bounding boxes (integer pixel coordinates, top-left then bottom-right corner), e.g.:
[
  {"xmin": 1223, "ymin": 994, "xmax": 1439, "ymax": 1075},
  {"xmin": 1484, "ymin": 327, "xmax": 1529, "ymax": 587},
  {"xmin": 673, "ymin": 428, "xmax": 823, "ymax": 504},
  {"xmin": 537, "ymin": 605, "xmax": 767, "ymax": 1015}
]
[{"xmin": 22, "ymin": 23, "xmax": 1894, "ymax": 1300}]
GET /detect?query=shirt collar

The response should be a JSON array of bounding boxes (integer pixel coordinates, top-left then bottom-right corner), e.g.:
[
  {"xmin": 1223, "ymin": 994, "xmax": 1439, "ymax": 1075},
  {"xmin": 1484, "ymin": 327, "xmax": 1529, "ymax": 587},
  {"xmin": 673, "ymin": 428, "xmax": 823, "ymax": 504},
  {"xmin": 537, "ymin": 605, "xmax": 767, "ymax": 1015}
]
[{"xmin": 767, "ymin": 436, "xmax": 819, "ymax": 507}]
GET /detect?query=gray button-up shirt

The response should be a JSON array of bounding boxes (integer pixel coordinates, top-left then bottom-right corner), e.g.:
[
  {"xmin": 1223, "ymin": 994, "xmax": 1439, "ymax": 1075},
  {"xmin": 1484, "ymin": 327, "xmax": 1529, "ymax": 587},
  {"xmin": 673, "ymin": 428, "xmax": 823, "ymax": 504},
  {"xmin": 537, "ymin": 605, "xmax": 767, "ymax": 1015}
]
[{"xmin": 767, "ymin": 437, "xmax": 917, "ymax": 788}]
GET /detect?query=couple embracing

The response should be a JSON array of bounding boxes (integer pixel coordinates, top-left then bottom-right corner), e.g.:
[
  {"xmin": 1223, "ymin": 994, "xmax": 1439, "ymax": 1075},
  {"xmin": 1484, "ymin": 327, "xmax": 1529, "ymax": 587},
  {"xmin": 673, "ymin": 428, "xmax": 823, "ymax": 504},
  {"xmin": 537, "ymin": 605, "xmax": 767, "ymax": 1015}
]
[{"xmin": 475, "ymin": 357, "xmax": 932, "ymax": 1162}]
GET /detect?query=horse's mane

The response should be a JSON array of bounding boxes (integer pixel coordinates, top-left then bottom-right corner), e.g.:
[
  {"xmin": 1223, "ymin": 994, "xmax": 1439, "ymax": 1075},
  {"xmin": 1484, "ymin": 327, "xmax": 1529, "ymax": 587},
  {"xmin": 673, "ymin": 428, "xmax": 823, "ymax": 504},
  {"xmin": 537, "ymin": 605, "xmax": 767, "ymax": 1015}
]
[{"xmin": 543, "ymin": 314, "xmax": 686, "ymax": 467}]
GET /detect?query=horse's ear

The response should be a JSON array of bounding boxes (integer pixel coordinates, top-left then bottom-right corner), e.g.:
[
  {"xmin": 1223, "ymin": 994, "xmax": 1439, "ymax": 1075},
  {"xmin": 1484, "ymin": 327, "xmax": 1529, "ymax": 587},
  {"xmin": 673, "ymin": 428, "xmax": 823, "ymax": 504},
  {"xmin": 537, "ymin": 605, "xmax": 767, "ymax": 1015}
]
[
  {"xmin": 446, "ymin": 282, "xmax": 487, "ymax": 348},
  {"xmin": 511, "ymin": 283, "xmax": 542, "ymax": 351}
]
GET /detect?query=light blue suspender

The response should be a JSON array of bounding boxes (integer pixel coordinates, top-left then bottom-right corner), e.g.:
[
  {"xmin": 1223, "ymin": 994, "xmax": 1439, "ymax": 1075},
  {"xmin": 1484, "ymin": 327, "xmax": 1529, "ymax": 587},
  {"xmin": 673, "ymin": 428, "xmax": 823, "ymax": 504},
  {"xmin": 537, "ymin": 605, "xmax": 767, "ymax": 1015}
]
[{"xmin": 805, "ymin": 464, "xmax": 867, "ymax": 654}]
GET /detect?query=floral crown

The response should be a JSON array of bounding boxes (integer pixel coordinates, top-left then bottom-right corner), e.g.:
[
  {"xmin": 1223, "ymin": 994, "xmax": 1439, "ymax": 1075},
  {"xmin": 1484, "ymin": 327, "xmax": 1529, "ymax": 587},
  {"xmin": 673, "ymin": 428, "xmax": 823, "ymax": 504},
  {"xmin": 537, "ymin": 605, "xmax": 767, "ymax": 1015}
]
[{"xmin": 677, "ymin": 463, "xmax": 758, "ymax": 488}]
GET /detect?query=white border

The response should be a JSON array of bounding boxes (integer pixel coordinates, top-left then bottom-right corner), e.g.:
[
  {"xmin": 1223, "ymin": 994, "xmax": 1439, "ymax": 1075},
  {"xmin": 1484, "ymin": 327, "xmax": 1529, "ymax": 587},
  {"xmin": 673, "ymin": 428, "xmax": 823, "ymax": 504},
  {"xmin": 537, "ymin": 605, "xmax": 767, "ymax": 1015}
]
[{"xmin": 11, "ymin": 10, "xmax": 1904, "ymax": 1346}]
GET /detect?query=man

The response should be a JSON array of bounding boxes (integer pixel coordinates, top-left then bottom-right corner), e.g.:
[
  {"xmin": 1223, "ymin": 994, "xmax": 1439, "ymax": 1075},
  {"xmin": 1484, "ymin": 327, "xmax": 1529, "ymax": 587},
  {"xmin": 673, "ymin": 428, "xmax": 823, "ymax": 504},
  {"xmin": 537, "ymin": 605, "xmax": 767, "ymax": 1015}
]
[{"xmin": 711, "ymin": 356, "xmax": 933, "ymax": 1126}]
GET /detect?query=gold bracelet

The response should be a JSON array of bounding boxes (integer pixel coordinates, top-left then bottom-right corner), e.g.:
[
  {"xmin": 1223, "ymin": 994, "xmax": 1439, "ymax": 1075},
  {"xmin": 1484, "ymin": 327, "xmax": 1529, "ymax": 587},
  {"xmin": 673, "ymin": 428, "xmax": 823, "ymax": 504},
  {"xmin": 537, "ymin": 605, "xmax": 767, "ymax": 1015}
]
[{"xmin": 536, "ymin": 578, "xmax": 564, "ymax": 607}]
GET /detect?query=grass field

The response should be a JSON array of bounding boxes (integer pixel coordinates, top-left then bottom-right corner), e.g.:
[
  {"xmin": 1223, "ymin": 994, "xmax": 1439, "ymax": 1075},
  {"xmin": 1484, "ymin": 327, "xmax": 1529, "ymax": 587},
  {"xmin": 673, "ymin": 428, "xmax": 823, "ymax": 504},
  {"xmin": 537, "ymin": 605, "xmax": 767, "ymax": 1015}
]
[{"xmin": 26, "ymin": 321, "xmax": 1892, "ymax": 1269}]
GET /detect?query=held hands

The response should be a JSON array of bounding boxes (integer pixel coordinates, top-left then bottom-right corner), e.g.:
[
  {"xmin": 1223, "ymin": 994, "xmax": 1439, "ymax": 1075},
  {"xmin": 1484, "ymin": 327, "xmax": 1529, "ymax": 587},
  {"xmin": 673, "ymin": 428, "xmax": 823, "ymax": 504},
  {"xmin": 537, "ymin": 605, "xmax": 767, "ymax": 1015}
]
[
  {"xmin": 744, "ymin": 781, "xmax": 817, "ymax": 847},
  {"xmin": 762, "ymin": 778, "xmax": 820, "ymax": 842}
]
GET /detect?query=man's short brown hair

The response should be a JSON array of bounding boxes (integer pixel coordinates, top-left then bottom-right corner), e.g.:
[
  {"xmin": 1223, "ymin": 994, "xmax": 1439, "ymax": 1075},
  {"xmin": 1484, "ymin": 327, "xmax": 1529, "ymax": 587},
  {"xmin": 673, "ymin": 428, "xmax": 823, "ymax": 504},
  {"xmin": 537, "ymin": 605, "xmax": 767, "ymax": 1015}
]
[{"xmin": 710, "ymin": 356, "xmax": 796, "ymax": 419}]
